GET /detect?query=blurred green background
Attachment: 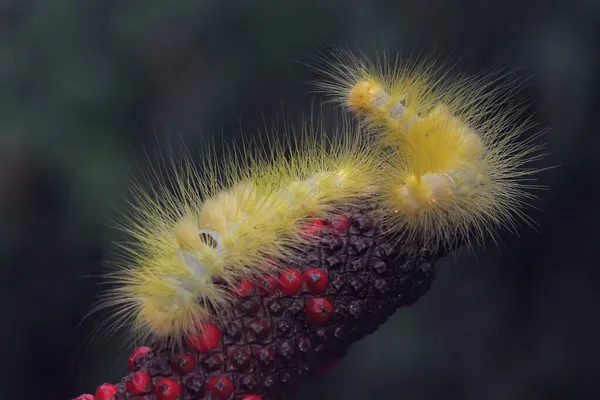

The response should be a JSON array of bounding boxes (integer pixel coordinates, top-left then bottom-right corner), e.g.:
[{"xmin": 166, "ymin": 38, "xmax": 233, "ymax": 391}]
[{"xmin": 1, "ymin": 0, "xmax": 598, "ymax": 399}]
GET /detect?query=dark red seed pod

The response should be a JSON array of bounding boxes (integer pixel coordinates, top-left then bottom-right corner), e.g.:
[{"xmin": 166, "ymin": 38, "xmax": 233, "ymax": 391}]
[
  {"xmin": 125, "ymin": 371, "xmax": 153, "ymax": 395},
  {"xmin": 77, "ymin": 208, "xmax": 448, "ymax": 400},
  {"xmin": 257, "ymin": 275, "xmax": 279, "ymax": 296},
  {"xmin": 306, "ymin": 297, "xmax": 334, "ymax": 325},
  {"xmin": 234, "ymin": 279, "xmax": 255, "ymax": 297},
  {"xmin": 186, "ymin": 323, "xmax": 221, "ymax": 353},
  {"xmin": 329, "ymin": 214, "xmax": 350, "ymax": 235},
  {"xmin": 170, "ymin": 353, "xmax": 196, "ymax": 374},
  {"xmin": 73, "ymin": 395, "xmax": 94, "ymax": 400},
  {"xmin": 303, "ymin": 268, "xmax": 329, "ymax": 294},
  {"xmin": 128, "ymin": 346, "xmax": 152, "ymax": 371},
  {"xmin": 154, "ymin": 377, "xmax": 181, "ymax": 400},
  {"xmin": 207, "ymin": 375, "xmax": 234, "ymax": 399},
  {"xmin": 301, "ymin": 218, "xmax": 326, "ymax": 238},
  {"xmin": 94, "ymin": 383, "xmax": 118, "ymax": 400},
  {"xmin": 279, "ymin": 269, "xmax": 303, "ymax": 295}
]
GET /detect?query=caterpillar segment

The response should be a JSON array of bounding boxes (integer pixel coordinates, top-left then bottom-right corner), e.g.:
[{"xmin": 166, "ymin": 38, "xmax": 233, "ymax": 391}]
[{"xmin": 315, "ymin": 48, "xmax": 544, "ymax": 251}]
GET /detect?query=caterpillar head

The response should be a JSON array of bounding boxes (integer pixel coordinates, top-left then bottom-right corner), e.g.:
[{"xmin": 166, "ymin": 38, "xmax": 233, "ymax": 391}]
[
  {"xmin": 120, "ymin": 214, "xmax": 233, "ymax": 348},
  {"xmin": 347, "ymin": 79, "xmax": 387, "ymax": 113}
]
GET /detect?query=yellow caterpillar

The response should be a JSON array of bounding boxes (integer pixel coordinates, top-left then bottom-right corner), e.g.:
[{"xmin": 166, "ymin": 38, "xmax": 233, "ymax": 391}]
[
  {"xmin": 93, "ymin": 49, "xmax": 546, "ymax": 350},
  {"xmin": 94, "ymin": 118, "xmax": 386, "ymax": 348},
  {"xmin": 313, "ymin": 48, "xmax": 546, "ymax": 250}
]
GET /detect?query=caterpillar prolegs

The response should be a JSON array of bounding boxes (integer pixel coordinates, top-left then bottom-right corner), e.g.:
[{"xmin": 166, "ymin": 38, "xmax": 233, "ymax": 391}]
[{"xmin": 76, "ymin": 49, "xmax": 545, "ymax": 400}]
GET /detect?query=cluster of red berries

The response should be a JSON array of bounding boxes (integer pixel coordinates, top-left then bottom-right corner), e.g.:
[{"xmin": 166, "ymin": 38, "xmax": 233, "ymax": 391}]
[
  {"xmin": 234, "ymin": 214, "xmax": 351, "ymax": 325},
  {"xmin": 76, "ymin": 344, "xmax": 265, "ymax": 400},
  {"xmin": 76, "ymin": 215, "xmax": 350, "ymax": 400},
  {"xmin": 234, "ymin": 266, "xmax": 332, "ymax": 325},
  {"xmin": 301, "ymin": 214, "xmax": 351, "ymax": 239}
]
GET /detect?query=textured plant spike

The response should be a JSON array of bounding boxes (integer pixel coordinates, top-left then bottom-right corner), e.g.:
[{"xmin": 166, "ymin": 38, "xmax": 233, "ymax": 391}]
[
  {"xmin": 313, "ymin": 47, "xmax": 547, "ymax": 251},
  {"xmin": 76, "ymin": 206, "xmax": 447, "ymax": 400}
]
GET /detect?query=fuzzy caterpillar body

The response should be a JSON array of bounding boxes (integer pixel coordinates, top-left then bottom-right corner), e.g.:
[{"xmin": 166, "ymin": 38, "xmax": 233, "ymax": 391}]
[
  {"xmin": 313, "ymin": 48, "xmax": 545, "ymax": 249},
  {"xmin": 98, "ymin": 121, "xmax": 387, "ymax": 348},
  {"xmin": 84, "ymin": 48, "xmax": 547, "ymax": 400}
]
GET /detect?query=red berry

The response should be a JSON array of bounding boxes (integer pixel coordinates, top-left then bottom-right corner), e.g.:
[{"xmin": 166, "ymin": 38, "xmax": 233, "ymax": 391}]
[
  {"xmin": 170, "ymin": 353, "xmax": 196, "ymax": 373},
  {"xmin": 330, "ymin": 214, "xmax": 350, "ymax": 235},
  {"xmin": 186, "ymin": 323, "xmax": 221, "ymax": 353},
  {"xmin": 73, "ymin": 395, "xmax": 94, "ymax": 400},
  {"xmin": 155, "ymin": 377, "xmax": 181, "ymax": 400},
  {"xmin": 128, "ymin": 346, "xmax": 152, "ymax": 371},
  {"xmin": 306, "ymin": 297, "xmax": 333, "ymax": 325},
  {"xmin": 257, "ymin": 275, "xmax": 279, "ymax": 296},
  {"xmin": 303, "ymin": 268, "xmax": 328, "ymax": 294},
  {"xmin": 94, "ymin": 383, "xmax": 118, "ymax": 400},
  {"xmin": 206, "ymin": 375, "xmax": 234, "ymax": 399},
  {"xmin": 242, "ymin": 395, "xmax": 263, "ymax": 400},
  {"xmin": 234, "ymin": 279, "xmax": 254, "ymax": 297},
  {"xmin": 125, "ymin": 371, "xmax": 152, "ymax": 395},
  {"xmin": 279, "ymin": 269, "xmax": 302, "ymax": 295},
  {"xmin": 301, "ymin": 218, "xmax": 326, "ymax": 239}
]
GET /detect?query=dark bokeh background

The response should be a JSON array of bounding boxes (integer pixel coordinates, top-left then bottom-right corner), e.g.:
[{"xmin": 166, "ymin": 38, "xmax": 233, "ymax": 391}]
[{"xmin": 1, "ymin": 1, "xmax": 598, "ymax": 399}]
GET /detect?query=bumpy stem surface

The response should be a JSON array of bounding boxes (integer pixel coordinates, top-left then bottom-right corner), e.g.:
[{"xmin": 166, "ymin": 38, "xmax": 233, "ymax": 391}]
[{"xmin": 77, "ymin": 204, "xmax": 450, "ymax": 400}]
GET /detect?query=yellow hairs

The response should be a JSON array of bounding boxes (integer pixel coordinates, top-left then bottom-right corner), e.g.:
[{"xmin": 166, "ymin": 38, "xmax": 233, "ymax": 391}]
[
  {"xmin": 93, "ymin": 118, "xmax": 386, "ymax": 347},
  {"xmin": 314, "ymin": 47, "xmax": 546, "ymax": 250}
]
